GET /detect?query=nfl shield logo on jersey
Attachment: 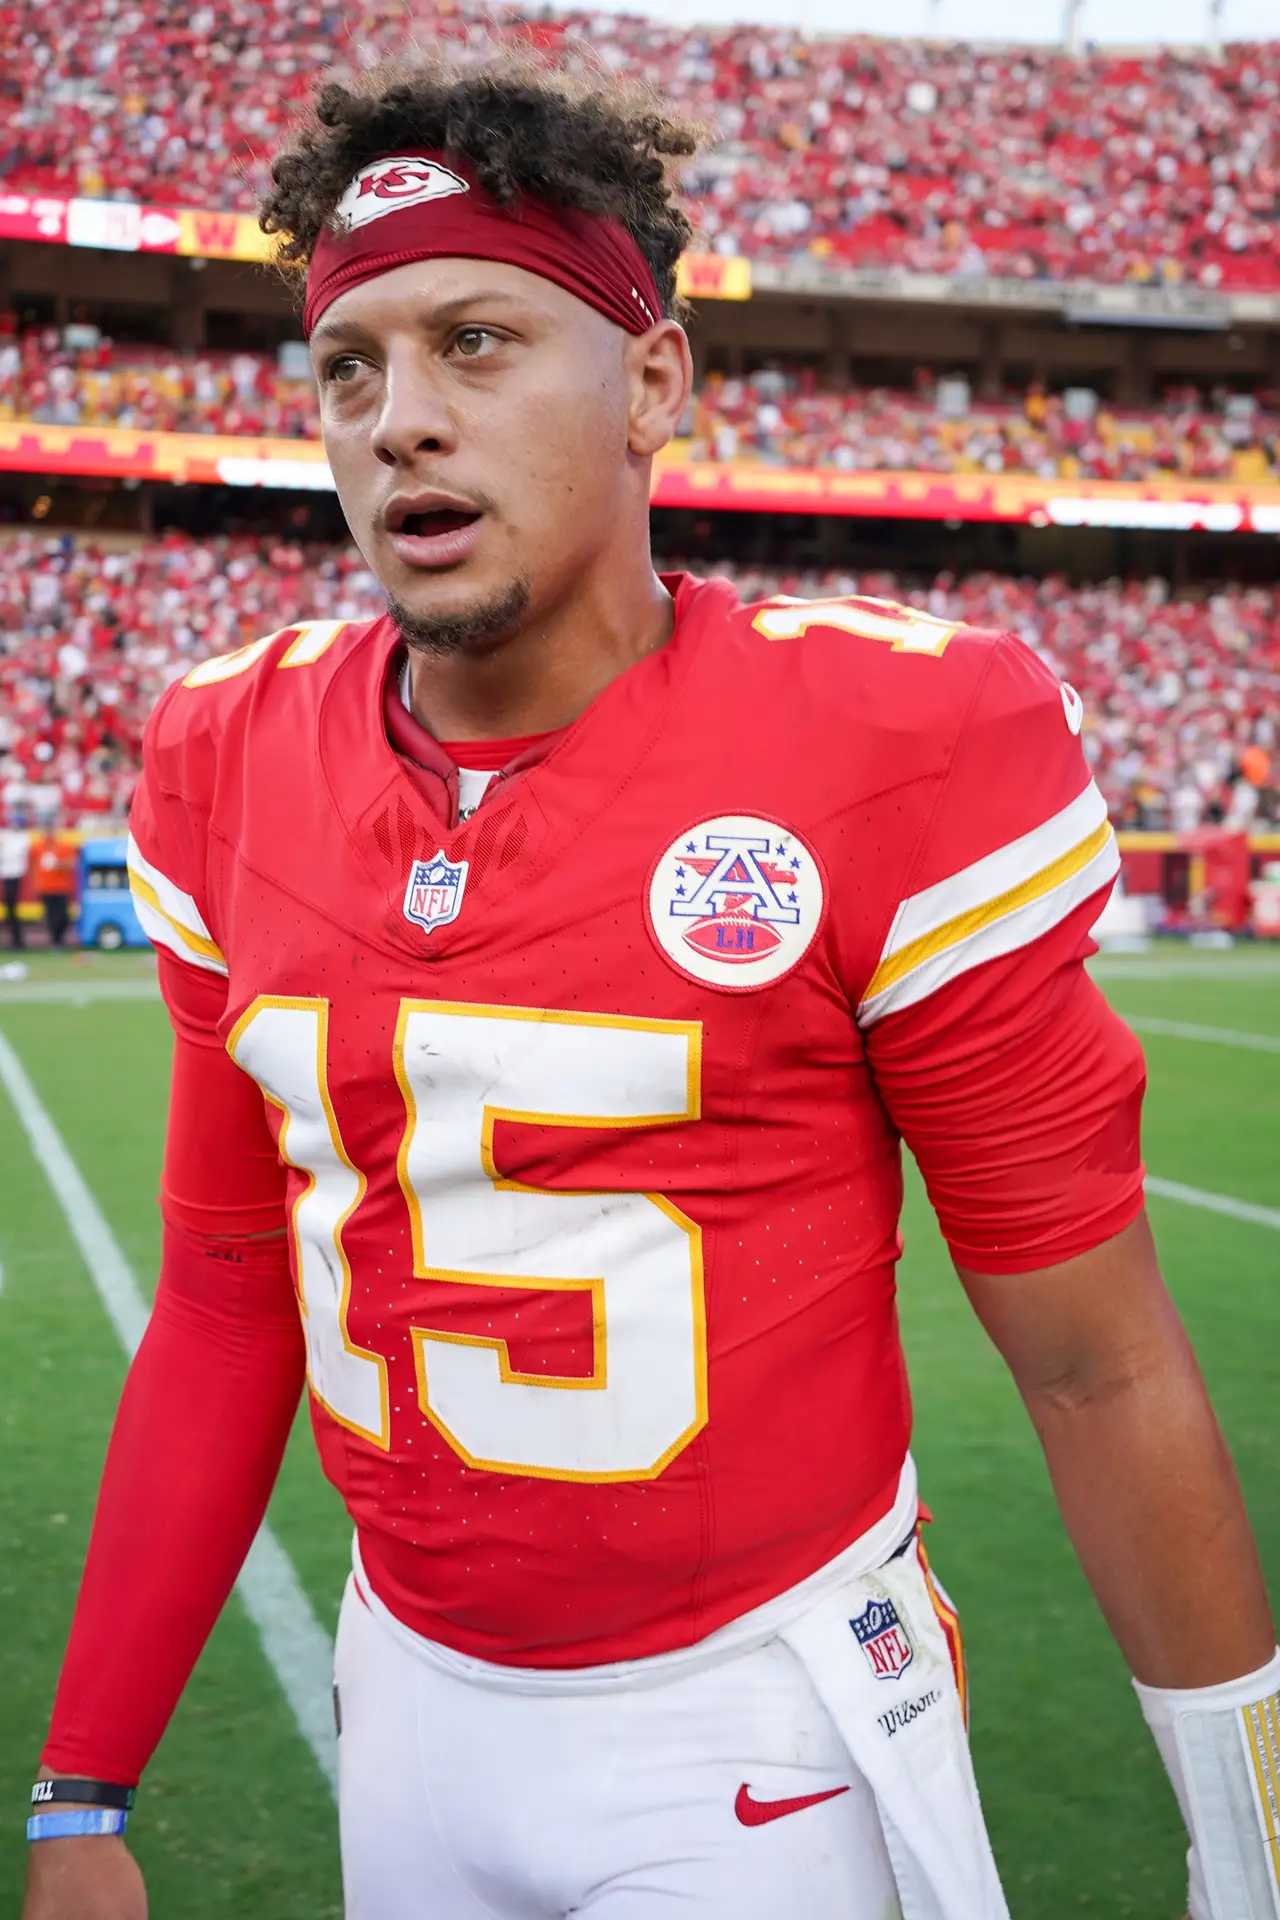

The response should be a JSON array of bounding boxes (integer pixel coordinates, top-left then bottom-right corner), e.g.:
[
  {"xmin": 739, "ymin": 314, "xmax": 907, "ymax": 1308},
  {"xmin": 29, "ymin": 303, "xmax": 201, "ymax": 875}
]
[
  {"xmin": 402, "ymin": 852, "xmax": 468, "ymax": 937},
  {"xmin": 646, "ymin": 814, "xmax": 825, "ymax": 991},
  {"xmin": 850, "ymin": 1598, "xmax": 914, "ymax": 1681}
]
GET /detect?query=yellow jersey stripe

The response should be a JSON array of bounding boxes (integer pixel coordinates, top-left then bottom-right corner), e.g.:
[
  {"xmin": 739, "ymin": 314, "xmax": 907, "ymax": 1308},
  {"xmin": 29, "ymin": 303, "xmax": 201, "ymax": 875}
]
[
  {"xmin": 128, "ymin": 873, "xmax": 227, "ymax": 966},
  {"xmin": 880, "ymin": 779, "xmax": 1107, "ymax": 958},
  {"xmin": 130, "ymin": 893, "xmax": 229, "ymax": 976},
  {"xmin": 126, "ymin": 834, "xmax": 216, "ymax": 937},
  {"xmin": 865, "ymin": 820, "xmax": 1114, "ymax": 1003}
]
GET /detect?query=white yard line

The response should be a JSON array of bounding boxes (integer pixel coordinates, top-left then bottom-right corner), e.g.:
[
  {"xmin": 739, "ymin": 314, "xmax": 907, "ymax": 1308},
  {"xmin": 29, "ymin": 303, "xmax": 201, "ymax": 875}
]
[
  {"xmin": 1146, "ymin": 1176, "xmax": 1280, "ymax": 1233},
  {"xmin": 0, "ymin": 1027, "xmax": 338, "ymax": 1795},
  {"xmin": 1091, "ymin": 958, "xmax": 1280, "ymax": 980},
  {"xmin": 0, "ymin": 980, "xmax": 160, "ymax": 1005},
  {"xmin": 1122, "ymin": 1016, "xmax": 1280, "ymax": 1056}
]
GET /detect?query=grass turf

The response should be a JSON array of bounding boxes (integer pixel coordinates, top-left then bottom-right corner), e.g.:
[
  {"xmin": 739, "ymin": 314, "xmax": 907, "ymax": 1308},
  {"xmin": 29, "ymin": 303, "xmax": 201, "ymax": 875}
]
[{"xmin": 0, "ymin": 945, "xmax": 1276, "ymax": 1915}]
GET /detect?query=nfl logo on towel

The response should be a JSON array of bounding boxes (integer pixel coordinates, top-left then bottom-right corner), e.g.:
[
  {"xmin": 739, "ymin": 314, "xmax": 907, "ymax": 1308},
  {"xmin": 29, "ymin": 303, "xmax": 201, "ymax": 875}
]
[
  {"xmin": 403, "ymin": 852, "xmax": 468, "ymax": 937},
  {"xmin": 850, "ymin": 1598, "xmax": 914, "ymax": 1681}
]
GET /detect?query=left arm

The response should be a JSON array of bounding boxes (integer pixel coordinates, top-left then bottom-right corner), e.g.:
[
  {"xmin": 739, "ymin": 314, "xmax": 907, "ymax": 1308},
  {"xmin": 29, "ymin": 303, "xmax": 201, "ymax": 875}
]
[
  {"xmin": 857, "ymin": 629, "xmax": 1277, "ymax": 1909},
  {"xmin": 958, "ymin": 1211, "xmax": 1274, "ymax": 1688}
]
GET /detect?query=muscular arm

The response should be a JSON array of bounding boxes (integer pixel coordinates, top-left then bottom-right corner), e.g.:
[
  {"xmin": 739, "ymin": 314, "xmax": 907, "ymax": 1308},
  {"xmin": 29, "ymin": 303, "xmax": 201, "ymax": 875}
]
[{"xmin": 959, "ymin": 1212, "xmax": 1274, "ymax": 1687}]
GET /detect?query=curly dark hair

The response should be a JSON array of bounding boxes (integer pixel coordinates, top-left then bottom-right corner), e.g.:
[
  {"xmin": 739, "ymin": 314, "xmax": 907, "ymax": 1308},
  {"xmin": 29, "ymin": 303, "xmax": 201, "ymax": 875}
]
[{"xmin": 259, "ymin": 51, "xmax": 703, "ymax": 319}]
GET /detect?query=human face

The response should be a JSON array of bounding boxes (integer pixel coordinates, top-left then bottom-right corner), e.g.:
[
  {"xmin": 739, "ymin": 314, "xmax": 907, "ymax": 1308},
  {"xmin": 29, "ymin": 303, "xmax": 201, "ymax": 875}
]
[{"xmin": 311, "ymin": 256, "xmax": 688, "ymax": 652}]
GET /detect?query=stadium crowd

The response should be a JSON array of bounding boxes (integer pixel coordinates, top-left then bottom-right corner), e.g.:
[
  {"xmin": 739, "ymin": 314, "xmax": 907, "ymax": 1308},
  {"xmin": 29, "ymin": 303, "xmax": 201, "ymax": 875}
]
[
  {"xmin": 0, "ymin": 1, "xmax": 1278, "ymax": 290},
  {"xmin": 0, "ymin": 326, "xmax": 318, "ymax": 439},
  {"xmin": 0, "ymin": 533, "xmax": 382, "ymax": 826},
  {"xmin": 0, "ymin": 533, "xmax": 1275, "ymax": 840},
  {"xmin": 689, "ymin": 371, "xmax": 1280, "ymax": 483},
  {"xmin": 5, "ymin": 321, "xmax": 1279, "ymax": 485}
]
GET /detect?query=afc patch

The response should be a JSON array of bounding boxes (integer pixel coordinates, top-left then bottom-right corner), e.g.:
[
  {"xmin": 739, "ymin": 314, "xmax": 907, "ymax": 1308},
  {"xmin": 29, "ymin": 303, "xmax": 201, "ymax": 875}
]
[
  {"xmin": 403, "ymin": 851, "xmax": 468, "ymax": 937},
  {"xmin": 646, "ymin": 814, "xmax": 825, "ymax": 991},
  {"xmin": 850, "ymin": 1597, "xmax": 914, "ymax": 1681}
]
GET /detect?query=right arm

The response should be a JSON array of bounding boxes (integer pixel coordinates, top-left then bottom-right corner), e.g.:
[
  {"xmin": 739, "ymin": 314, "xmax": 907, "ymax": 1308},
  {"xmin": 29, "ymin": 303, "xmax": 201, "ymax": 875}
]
[{"xmin": 24, "ymin": 953, "xmax": 301, "ymax": 1919}]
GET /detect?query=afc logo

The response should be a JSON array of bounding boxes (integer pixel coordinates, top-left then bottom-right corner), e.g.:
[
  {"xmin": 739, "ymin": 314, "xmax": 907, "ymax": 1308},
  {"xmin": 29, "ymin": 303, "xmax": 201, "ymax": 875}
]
[
  {"xmin": 850, "ymin": 1597, "xmax": 915, "ymax": 1682},
  {"xmin": 402, "ymin": 851, "xmax": 469, "ymax": 938},
  {"xmin": 646, "ymin": 813, "xmax": 825, "ymax": 992},
  {"xmin": 335, "ymin": 156, "xmax": 470, "ymax": 232}
]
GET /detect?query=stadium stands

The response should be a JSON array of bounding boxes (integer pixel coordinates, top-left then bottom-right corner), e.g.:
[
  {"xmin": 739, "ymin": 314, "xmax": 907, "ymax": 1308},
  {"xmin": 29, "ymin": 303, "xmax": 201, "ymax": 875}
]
[
  {"xmin": 1, "ymin": 2, "xmax": 1278, "ymax": 289},
  {"xmin": 688, "ymin": 371, "xmax": 1280, "ymax": 482},
  {"xmin": 1, "ymin": 535, "xmax": 1275, "ymax": 836},
  {"xmin": 0, "ymin": 534, "xmax": 382, "ymax": 824},
  {"xmin": 3, "ymin": 325, "xmax": 1277, "ymax": 484},
  {"xmin": 0, "ymin": 327, "xmax": 318, "ymax": 438}
]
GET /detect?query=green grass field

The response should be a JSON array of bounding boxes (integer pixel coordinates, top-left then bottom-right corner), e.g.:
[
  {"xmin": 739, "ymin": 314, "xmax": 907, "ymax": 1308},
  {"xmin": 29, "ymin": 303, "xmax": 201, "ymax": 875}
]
[{"xmin": 1, "ymin": 944, "xmax": 1277, "ymax": 1916}]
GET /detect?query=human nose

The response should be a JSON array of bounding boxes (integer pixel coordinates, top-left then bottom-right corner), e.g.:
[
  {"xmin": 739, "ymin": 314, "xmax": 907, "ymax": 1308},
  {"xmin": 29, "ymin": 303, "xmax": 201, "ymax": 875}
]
[{"xmin": 372, "ymin": 344, "xmax": 460, "ymax": 467}]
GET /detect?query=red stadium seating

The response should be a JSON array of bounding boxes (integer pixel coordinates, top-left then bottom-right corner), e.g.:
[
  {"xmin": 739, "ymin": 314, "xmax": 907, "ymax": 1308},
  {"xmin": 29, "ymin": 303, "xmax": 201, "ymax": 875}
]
[
  {"xmin": 0, "ymin": 3, "xmax": 1278, "ymax": 289},
  {"xmin": 1, "ymin": 535, "xmax": 1275, "ymax": 836}
]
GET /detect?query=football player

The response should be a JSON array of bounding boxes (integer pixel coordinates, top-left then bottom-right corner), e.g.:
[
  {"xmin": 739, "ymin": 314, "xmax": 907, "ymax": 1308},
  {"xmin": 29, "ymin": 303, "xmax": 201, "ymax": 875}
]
[{"xmin": 25, "ymin": 55, "xmax": 1278, "ymax": 1920}]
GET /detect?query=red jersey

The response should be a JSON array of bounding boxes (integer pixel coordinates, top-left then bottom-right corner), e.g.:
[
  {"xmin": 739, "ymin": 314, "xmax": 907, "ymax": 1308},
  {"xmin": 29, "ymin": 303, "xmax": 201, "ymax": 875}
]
[{"xmin": 126, "ymin": 575, "xmax": 1144, "ymax": 1666}]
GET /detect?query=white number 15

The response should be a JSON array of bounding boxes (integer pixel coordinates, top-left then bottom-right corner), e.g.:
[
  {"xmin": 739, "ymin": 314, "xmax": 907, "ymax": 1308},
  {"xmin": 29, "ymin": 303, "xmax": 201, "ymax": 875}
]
[{"xmin": 229, "ymin": 998, "xmax": 707, "ymax": 1484}]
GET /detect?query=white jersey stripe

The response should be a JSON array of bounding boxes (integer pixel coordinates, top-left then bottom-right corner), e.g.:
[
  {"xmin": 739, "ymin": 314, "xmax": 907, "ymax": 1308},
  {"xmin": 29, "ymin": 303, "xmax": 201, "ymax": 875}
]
[
  {"xmin": 859, "ymin": 830, "xmax": 1118, "ymax": 1026},
  {"xmin": 877, "ymin": 779, "xmax": 1108, "ymax": 964},
  {"xmin": 126, "ymin": 835, "xmax": 216, "ymax": 941},
  {"xmin": 126, "ymin": 835, "xmax": 228, "ymax": 974},
  {"xmin": 130, "ymin": 891, "xmax": 229, "ymax": 975}
]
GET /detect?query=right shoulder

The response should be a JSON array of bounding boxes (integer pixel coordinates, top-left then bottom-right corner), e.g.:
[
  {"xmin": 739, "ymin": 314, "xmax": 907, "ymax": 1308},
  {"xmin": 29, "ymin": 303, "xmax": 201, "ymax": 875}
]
[
  {"xmin": 143, "ymin": 614, "xmax": 390, "ymax": 805},
  {"xmin": 129, "ymin": 615, "xmax": 389, "ymax": 978}
]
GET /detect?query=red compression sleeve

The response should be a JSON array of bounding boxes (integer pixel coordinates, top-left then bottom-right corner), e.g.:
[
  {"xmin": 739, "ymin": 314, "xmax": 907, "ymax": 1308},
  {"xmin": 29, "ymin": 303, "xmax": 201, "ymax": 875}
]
[
  {"xmin": 157, "ymin": 949, "xmax": 287, "ymax": 1236},
  {"xmin": 42, "ymin": 1221, "xmax": 305, "ymax": 1782}
]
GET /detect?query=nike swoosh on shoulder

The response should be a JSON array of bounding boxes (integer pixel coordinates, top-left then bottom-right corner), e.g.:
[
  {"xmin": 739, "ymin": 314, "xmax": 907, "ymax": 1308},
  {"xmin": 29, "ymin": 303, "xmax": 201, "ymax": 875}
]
[{"xmin": 734, "ymin": 1783, "xmax": 851, "ymax": 1826}]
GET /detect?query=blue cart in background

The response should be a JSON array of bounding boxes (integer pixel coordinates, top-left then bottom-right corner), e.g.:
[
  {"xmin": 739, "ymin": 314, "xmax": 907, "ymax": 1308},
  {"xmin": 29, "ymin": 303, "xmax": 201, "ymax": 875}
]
[{"xmin": 78, "ymin": 836, "xmax": 148, "ymax": 951}]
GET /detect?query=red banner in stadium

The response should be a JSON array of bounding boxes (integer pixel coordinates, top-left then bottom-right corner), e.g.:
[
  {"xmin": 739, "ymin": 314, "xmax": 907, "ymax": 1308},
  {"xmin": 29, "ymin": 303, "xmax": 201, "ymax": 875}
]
[
  {"xmin": 0, "ymin": 195, "xmax": 745, "ymax": 287},
  {"xmin": 0, "ymin": 191, "xmax": 274, "ymax": 261},
  {"xmin": 650, "ymin": 461, "xmax": 1280, "ymax": 532},
  {"xmin": 0, "ymin": 423, "xmax": 332, "ymax": 489},
  {"xmin": 3, "ymin": 422, "xmax": 1280, "ymax": 532}
]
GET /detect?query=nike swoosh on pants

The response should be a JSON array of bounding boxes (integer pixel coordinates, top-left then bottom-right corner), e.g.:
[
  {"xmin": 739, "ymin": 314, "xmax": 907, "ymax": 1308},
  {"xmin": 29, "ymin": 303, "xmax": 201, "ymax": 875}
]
[{"xmin": 734, "ymin": 1783, "xmax": 852, "ymax": 1826}]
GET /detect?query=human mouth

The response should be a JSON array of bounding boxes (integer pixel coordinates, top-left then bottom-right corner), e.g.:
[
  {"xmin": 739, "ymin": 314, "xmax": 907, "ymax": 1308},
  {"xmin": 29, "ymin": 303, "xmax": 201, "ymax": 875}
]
[{"xmin": 383, "ymin": 493, "xmax": 485, "ymax": 570}]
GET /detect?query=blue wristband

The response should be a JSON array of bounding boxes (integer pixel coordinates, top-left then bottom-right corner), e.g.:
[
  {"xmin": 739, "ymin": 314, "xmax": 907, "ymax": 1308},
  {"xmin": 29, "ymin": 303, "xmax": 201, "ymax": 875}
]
[{"xmin": 27, "ymin": 1809, "xmax": 128, "ymax": 1842}]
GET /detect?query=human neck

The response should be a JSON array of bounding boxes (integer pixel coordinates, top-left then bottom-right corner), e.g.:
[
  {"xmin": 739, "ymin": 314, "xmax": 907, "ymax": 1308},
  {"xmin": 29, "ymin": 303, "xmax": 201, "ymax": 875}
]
[{"xmin": 401, "ymin": 558, "xmax": 675, "ymax": 744}]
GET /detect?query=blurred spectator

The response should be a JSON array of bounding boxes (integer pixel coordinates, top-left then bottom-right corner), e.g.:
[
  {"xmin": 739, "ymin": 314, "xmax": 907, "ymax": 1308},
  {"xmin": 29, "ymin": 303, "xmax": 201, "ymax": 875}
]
[
  {"xmin": 4, "ymin": 320, "xmax": 1278, "ymax": 487},
  {"xmin": 0, "ymin": 532, "xmax": 386, "ymax": 829},
  {"xmin": 0, "ymin": 319, "xmax": 318, "ymax": 440},
  {"xmin": 28, "ymin": 820, "xmax": 76, "ymax": 945},
  {"xmin": 0, "ymin": 4, "xmax": 1278, "ymax": 289},
  {"xmin": 686, "ymin": 369, "xmax": 1280, "ymax": 482},
  {"xmin": 0, "ymin": 810, "xmax": 28, "ymax": 947},
  {"xmin": 2, "ymin": 531, "xmax": 1277, "ymax": 837}
]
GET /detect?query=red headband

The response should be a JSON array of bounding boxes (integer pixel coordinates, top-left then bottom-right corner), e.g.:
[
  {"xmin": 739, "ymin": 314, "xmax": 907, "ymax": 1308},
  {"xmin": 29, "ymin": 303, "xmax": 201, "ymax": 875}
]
[{"xmin": 303, "ymin": 151, "xmax": 662, "ymax": 341}]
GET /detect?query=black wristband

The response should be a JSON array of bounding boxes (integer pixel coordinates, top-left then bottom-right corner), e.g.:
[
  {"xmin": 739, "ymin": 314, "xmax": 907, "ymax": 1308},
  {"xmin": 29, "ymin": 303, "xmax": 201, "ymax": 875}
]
[{"xmin": 30, "ymin": 1779, "xmax": 137, "ymax": 1812}]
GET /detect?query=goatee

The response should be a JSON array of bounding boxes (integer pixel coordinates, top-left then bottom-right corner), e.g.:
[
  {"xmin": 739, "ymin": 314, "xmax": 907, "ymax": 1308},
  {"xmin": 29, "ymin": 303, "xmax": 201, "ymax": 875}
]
[{"xmin": 388, "ymin": 577, "xmax": 532, "ymax": 657}]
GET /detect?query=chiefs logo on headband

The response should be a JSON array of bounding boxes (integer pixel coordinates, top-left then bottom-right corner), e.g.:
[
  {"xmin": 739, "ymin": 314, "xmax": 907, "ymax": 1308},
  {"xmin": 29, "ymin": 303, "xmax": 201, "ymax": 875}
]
[
  {"xmin": 334, "ymin": 156, "xmax": 470, "ymax": 233},
  {"xmin": 305, "ymin": 148, "xmax": 662, "ymax": 340}
]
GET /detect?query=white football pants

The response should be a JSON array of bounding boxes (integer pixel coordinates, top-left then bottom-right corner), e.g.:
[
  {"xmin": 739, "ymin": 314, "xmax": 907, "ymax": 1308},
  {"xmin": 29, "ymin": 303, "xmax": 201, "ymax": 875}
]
[
  {"xmin": 334, "ymin": 1520, "xmax": 1004, "ymax": 1920},
  {"xmin": 336, "ymin": 1572, "xmax": 900, "ymax": 1918}
]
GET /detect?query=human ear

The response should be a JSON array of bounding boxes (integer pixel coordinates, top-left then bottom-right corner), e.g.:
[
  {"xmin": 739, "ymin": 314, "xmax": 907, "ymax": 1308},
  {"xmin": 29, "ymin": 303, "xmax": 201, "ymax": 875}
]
[{"xmin": 625, "ymin": 321, "xmax": 693, "ymax": 458}]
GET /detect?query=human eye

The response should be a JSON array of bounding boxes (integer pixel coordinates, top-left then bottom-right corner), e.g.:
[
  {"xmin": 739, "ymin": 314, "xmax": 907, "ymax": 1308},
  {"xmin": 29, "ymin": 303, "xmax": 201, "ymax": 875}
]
[
  {"xmin": 449, "ymin": 326, "xmax": 504, "ymax": 362},
  {"xmin": 320, "ymin": 352, "xmax": 367, "ymax": 386}
]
